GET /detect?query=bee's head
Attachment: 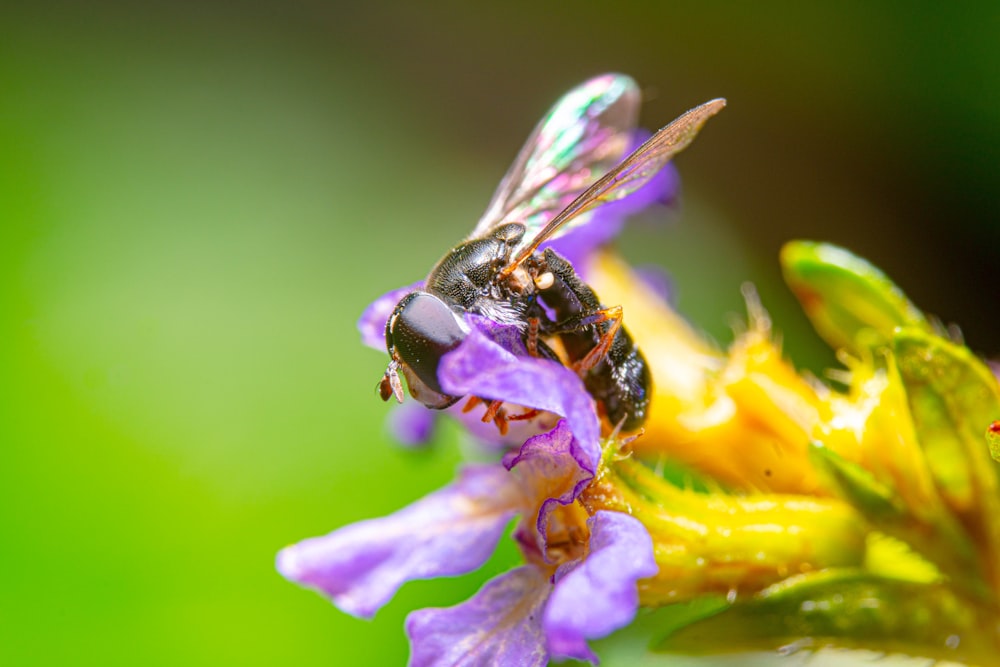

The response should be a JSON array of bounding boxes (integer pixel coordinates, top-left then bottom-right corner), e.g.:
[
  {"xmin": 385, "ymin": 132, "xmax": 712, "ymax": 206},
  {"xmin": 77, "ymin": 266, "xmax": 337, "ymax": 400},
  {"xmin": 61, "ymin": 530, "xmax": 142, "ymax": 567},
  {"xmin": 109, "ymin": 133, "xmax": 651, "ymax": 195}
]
[{"xmin": 380, "ymin": 291, "xmax": 468, "ymax": 409}]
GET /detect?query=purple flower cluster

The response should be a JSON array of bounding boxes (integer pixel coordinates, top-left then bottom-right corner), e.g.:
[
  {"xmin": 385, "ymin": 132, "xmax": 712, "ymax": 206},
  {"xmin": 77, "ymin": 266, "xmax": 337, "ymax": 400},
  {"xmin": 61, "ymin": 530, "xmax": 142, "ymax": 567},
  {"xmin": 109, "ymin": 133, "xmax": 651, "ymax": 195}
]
[
  {"xmin": 278, "ymin": 325, "xmax": 656, "ymax": 664},
  {"xmin": 277, "ymin": 134, "xmax": 677, "ymax": 665}
]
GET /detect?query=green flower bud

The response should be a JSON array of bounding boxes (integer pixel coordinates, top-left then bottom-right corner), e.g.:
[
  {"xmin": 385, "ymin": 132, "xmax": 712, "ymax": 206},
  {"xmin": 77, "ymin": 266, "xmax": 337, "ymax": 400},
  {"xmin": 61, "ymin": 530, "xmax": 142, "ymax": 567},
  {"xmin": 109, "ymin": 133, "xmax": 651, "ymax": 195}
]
[{"xmin": 780, "ymin": 241, "xmax": 929, "ymax": 355}]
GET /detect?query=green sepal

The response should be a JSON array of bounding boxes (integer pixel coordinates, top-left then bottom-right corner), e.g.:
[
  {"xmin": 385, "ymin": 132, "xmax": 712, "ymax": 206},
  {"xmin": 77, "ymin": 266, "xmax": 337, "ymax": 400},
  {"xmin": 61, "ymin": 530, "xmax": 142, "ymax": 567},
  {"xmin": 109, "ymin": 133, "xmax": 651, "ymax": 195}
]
[
  {"xmin": 894, "ymin": 327, "xmax": 1000, "ymax": 593},
  {"xmin": 634, "ymin": 596, "xmax": 732, "ymax": 639},
  {"xmin": 894, "ymin": 328, "xmax": 1000, "ymax": 492},
  {"xmin": 780, "ymin": 241, "xmax": 929, "ymax": 355},
  {"xmin": 653, "ymin": 570, "xmax": 998, "ymax": 663},
  {"xmin": 808, "ymin": 441, "xmax": 902, "ymax": 519},
  {"xmin": 809, "ymin": 440, "xmax": 980, "ymax": 590}
]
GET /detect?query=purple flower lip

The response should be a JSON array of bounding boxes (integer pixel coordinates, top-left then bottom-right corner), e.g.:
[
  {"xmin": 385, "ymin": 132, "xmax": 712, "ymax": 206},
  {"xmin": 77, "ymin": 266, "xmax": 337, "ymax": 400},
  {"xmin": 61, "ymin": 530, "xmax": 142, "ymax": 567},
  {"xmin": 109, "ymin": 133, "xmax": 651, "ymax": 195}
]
[
  {"xmin": 406, "ymin": 566, "xmax": 552, "ymax": 667},
  {"xmin": 543, "ymin": 511, "xmax": 658, "ymax": 663},
  {"xmin": 440, "ymin": 319, "xmax": 602, "ymax": 473},
  {"xmin": 404, "ymin": 510, "xmax": 656, "ymax": 666},
  {"xmin": 275, "ymin": 465, "xmax": 520, "ymax": 619},
  {"xmin": 395, "ymin": 419, "xmax": 655, "ymax": 664},
  {"xmin": 504, "ymin": 419, "xmax": 595, "ymax": 564},
  {"xmin": 278, "ymin": 408, "xmax": 655, "ymax": 665}
]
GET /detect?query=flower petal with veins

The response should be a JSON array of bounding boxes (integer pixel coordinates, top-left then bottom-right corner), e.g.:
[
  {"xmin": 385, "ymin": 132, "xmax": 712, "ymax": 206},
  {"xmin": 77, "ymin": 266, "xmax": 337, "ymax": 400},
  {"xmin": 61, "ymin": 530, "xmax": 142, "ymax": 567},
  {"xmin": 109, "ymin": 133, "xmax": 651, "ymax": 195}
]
[
  {"xmin": 440, "ymin": 324, "xmax": 601, "ymax": 471},
  {"xmin": 544, "ymin": 511, "xmax": 658, "ymax": 662},
  {"xmin": 406, "ymin": 566, "xmax": 551, "ymax": 667},
  {"xmin": 276, "ymin": 465, "xmax": 519, "ymax": 618},
  {"xmin": 504, "ymin": 419, "xmax": 594, "ymax": 559}
]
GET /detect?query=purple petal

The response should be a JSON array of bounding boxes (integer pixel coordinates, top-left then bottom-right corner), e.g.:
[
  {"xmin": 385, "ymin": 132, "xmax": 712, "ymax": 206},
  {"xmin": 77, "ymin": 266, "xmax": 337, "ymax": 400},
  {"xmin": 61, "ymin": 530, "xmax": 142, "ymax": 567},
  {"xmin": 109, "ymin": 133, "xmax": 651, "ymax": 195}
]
[
  {"xmin": 439, "ymin": 326, "xmax": 601, "ymax": 472},
  {"xmin": 276, "ymin": 465, "xmax": 519, "ymax": 618},
  {"xmin": 464, "ymin": 313, "xmax": 530, "ymax": 356},
  {"xmin": 358, "ymin": 282, "xmax": 423, "ymax": 351},
  {"xmin": 543, "ymin": 511, "xmax": 657, "ymax": 663},
  {"xmin": 406, "ymin": 566, "xmax": 552, "ymax": 667},
  {"xmin": 504, "ymin": 420, "xmax": 594, "ymax": 560},
  {"xmin": 387, "ymin": 401, "xmax": 437, "ymax": 448}
]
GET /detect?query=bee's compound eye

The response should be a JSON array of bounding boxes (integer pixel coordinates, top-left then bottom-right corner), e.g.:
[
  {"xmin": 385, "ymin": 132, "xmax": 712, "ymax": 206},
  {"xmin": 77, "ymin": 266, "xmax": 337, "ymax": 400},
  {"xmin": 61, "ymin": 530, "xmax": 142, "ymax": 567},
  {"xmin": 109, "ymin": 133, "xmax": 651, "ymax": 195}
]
[{"xmin": 389, "ymin": 292, "xmax": 467, "ymax": 396}]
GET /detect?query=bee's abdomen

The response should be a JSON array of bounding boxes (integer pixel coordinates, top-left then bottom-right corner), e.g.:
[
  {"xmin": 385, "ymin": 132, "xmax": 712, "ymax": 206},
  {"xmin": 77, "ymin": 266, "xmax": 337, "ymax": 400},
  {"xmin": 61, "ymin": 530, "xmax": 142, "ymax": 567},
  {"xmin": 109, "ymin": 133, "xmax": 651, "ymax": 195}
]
[{"xmin": 537, "ymin": 248, "xmax": 652, "ymax": 431}]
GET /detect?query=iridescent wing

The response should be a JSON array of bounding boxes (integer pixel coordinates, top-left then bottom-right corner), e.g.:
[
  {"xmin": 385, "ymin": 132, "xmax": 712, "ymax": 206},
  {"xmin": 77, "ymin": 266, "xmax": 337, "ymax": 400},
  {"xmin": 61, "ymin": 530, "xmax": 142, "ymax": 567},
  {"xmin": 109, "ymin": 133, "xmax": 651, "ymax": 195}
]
[
  {"xmin": 502, "ymin": 97, "xmax": 726, "ymax": 275},
  {"xmin": 471, "ymin": 74, "xmax": 641, "ymax": 246}
]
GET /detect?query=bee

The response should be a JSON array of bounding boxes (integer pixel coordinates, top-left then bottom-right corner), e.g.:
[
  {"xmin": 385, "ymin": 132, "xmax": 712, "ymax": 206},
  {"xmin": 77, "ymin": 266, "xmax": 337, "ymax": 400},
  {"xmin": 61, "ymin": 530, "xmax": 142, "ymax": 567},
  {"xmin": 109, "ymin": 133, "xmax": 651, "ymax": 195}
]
[{"xmin": 378, "ymin": 74, "xmax": 724, "ymax": 432}]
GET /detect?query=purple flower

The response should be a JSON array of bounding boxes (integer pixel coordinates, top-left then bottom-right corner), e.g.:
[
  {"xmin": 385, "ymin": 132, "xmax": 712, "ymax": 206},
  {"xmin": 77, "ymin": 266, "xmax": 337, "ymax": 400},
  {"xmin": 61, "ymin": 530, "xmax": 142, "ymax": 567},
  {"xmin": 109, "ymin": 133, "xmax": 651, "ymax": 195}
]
[
  {"xmin": 405, "ymin": 507, "xmax": 657, "ymax": 666},
  {"xmin": 278, "ymin": 419, "xmax": 656, "ymax": 665}
]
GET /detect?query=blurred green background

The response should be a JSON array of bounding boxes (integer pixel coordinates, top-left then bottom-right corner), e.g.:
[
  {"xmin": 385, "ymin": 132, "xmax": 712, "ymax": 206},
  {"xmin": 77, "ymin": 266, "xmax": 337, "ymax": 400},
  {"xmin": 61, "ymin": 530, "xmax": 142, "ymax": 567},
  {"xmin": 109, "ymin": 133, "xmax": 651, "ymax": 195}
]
[{"xmin": 2, "ymin": 2, "xmax": 998, "ymax": 665}]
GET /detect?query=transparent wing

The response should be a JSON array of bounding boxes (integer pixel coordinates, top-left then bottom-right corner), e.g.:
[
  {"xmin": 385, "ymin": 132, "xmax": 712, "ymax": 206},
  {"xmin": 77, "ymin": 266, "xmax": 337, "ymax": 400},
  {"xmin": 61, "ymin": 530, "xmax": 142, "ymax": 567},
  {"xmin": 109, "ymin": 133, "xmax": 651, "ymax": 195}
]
[
  {"xmin": 472, "ymin": 74, "xmax": 641, "ymax": 246},
  {"xmin": 503, "ymin": 97, "xmax": 727, "ymax": 274}
]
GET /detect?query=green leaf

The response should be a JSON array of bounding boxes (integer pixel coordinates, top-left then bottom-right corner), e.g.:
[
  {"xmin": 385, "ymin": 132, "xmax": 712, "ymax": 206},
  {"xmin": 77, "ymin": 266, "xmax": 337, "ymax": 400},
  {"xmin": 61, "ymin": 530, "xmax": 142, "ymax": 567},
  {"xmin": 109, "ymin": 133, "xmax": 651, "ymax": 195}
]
[{"xmin": 780, "ymin": 241, "xmax": 929, "ymax": 355}]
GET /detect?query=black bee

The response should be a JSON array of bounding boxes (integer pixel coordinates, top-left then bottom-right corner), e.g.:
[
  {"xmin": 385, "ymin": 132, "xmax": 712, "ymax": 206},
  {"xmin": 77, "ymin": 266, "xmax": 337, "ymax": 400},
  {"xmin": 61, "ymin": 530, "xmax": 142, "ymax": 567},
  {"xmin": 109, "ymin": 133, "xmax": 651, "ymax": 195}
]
[{"xmin": 378, "ymin": 75, "xmax": 724, "ymax": 432}]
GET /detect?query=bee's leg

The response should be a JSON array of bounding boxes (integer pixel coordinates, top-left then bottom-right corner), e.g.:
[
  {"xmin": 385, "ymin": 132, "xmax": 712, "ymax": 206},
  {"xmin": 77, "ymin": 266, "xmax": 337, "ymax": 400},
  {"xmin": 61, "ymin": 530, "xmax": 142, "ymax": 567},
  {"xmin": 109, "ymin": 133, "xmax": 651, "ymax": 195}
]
[
  {"xmin": 549, "ymin": 305, "xmax": 623, "ymax": 374},
  {"xmin": 526, "ymin": 316, "xmax": 542, "ymax": 357}
]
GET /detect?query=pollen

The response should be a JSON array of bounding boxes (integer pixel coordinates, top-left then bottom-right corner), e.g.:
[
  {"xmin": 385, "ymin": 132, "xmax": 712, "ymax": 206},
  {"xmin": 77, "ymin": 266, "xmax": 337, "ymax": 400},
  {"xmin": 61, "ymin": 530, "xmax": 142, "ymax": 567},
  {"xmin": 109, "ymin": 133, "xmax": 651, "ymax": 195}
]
[{"xmin": 534, "ymin": 271, "xmax": 555, "ymax": 290}]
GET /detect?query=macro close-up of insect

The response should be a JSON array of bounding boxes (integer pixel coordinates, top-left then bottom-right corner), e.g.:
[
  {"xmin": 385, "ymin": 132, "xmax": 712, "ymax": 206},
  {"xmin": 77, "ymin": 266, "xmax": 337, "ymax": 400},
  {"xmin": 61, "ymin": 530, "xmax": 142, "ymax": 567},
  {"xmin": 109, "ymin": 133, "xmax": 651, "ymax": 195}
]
[
  {"xmin": 377, "ymin": 75, "xmax": 725, "ymax": 433},
  {"xmin": 11, "ymin": 3, "xmax": 1000, "ymax": 665}
]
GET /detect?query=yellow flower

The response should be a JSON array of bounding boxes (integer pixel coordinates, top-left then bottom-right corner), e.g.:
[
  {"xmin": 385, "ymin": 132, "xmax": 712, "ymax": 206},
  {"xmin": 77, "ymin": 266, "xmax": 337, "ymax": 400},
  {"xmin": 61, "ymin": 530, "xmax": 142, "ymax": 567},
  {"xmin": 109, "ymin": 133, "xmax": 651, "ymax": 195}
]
[
  {"xmin": 586, "ymin": 250, "xmax": 833, "ymax": 495},
  {"xmin": 574, "ymin": 243, "xmax": 1000, "ymax": 662}
]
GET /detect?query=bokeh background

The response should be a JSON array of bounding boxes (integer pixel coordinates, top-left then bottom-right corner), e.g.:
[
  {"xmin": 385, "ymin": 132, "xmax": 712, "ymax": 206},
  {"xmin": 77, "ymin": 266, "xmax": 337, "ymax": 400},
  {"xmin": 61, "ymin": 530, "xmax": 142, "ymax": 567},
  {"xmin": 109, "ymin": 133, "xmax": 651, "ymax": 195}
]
[{"xmin": 2, "ymin": 2, "xmax": 998, "ymax": 665}]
